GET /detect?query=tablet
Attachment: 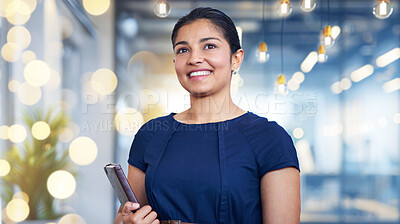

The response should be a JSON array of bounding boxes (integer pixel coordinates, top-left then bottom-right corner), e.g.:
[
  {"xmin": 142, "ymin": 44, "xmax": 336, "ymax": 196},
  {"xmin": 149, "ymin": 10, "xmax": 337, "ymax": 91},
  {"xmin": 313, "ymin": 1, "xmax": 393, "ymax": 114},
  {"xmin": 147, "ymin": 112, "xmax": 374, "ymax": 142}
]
[{"xmin": 104, "ymin": 163, "xmax": 138, "ymax": 206}]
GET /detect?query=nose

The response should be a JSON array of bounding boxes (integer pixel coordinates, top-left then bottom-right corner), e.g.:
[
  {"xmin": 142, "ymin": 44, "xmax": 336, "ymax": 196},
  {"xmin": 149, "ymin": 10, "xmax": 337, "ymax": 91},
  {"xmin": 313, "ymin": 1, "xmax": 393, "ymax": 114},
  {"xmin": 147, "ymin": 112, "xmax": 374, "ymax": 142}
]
[{"xmin": 187, "ymin": 49, "xmax": 204, "ymax": 65}]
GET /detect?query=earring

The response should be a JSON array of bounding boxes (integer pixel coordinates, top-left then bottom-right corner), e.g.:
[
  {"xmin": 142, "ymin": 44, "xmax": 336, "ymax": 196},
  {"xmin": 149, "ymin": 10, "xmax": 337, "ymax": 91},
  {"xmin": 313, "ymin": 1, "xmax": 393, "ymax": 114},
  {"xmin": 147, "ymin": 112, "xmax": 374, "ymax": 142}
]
[{"xmin": 232, "ymin": 70, "xmax": 238, "ymax": 75}]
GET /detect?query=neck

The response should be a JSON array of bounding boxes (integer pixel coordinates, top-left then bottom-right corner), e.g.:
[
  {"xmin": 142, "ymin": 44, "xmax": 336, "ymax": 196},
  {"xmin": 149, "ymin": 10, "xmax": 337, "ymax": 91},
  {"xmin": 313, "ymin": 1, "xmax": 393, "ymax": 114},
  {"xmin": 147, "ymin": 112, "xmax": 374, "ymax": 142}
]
[{"xmin": 185, "ymin": 90, "xmax": 244, "ymax": 123}]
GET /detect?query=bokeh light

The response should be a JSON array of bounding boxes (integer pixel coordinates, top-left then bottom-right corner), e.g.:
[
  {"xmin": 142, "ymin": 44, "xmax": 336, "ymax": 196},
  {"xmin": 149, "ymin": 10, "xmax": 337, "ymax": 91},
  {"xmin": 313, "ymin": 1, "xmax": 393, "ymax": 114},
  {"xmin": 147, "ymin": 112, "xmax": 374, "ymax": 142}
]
[
  {"xmin": 6, "ymin": 12, "xmax": 31, "ymax": 25},
  {"xmin": 69, "ymin": 137, "xmax": 98, "ymax": 165},
  {"xmin": 8, "ymin": 124, "xmax": 27, "ymax": 143},
  {"xmin": 24, "ymin": 60, "xmax": 51, "ymax": 87},
  {"xmin": 44, "ymin": 69, "xmax": 61, "ymax": 91},
  {"xmin": 127, "ymin": 51, "xmax": 161, "ymax": 77},
  {"xmin": 292, "ymin": 72, "xmax": 305, "ymax": 83},
  {"xmin": 301, "ymin": 51, "xmax": 318, "ymax": 73},
  {"xmin": 0, "ymin": 0, "xmax": 12, "ymax": 17},
  {"xmin": 83, "ymin": 0, "xmax": 110, "ymax": 16},
  {"xmin": 293, "ymin": 127, "xmax": 304, "ymax": 139},
  {"xmin": 32, "ymin": 121, "xmax": 51, "ymax": 140},
  {"xmin": 332, "ymin": 25, "xmax": 341, "ymax": 39},
  {"xmin": 0, "ymin": 125, "xmax": 9, "ymax": 140},
  {"xmin": 22, "ymin": 50, "xmax": 36, "ymax": 64},
  {"xmin": 59, "ymin": 127, "xmax": 74, "ymax": 143},
  {"xmin": 7, "ymin": 26, "xmax": 31, "ymax": 49},
  {"xmin": 0, "ymin": 159, "xmax": 11, "ymax": 176},
  {"xmin": 17, "ymin": 82, "xmax": 42, "ymax": 105},
  {"xmin": 69, "ymin": 123, "xmax": 81, "ymax": 137},
  {"xmin": 5, "ymin": 0, "xmax": 30, "ymax": 15},
  {"xmin": 139, "ymin": 89, "xmax": 159, "ymax": 106},
  {"xmin": 5, "ymin": 0, "xmax": 31, "ymax": 25},
  {"xmin": 13, "ymin": 192, "xmax": 29, "ymax": 203},
  {"xmin": 8, "ymin": 80, "xmax": 20, "ymax": 92},
  {"xmin": 1, "ymin": 42, "xmax": 22, "ymax": 62},
  {"xmin": 331, "ymin": 81, "xmax": 343, "ymax": 94},
  {"xmin": 21, "ymin": 0, "xmax": 37, "ymax": 14},
  {"xmin": 91, "ymin": 68, "xmax": 118, "ymax": 95},
  {"xmin": 58, "ymin": 213, "xmax": 86, "ymax": 224},
  {"xmin": 47, "ymin": 170, "xmax": 76, "ymax": 199},
  {"xmin": 322, "ymin": 123, "xmax": 344, "ymax": 136},
  {"xmin": 287, "ymin": 79, "xmax": 300, "ymax": 91},
  {"xmin": 6, "ymin": 199, "xmax": 30, "ymax": 222},
  {"xmin": 340, "ymin": 78, "xmax": 352, "ymax": 90},
  {"xmin": 115, "ymin": 107, "xmax": 144, "ymax": 136}
]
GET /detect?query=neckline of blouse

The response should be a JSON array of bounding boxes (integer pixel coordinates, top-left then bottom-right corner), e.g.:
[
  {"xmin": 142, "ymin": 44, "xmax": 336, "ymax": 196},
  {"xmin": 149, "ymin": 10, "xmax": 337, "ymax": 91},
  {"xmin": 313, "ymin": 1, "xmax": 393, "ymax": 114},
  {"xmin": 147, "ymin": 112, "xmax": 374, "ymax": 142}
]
[{"xmin": 170, "ymin": 111, "xmax": 251, "ymax": 125}]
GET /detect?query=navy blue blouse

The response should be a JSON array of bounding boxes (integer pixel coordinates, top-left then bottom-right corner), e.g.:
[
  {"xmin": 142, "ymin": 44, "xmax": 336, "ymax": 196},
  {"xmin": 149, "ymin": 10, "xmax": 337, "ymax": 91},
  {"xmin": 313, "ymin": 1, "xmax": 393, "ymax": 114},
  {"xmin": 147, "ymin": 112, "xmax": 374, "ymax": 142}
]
[{"xmin": 128, "ymin": 111, "xmax": 299, "ymax": 224}]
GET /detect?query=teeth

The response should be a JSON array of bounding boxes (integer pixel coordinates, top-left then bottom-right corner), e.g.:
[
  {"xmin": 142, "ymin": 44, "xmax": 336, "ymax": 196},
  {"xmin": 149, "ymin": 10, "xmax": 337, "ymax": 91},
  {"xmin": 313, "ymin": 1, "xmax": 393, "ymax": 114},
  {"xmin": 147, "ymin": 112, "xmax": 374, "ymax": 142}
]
[{"xmin": 189, "ymin": 71, "xmax": 211, "ymax": 77}]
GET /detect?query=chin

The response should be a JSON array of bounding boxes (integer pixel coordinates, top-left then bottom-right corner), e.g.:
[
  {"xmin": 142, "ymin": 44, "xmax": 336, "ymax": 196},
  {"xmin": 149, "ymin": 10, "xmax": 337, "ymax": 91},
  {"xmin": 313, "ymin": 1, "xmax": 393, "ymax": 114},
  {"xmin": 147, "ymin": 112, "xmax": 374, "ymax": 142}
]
[{"xmin": 189, "ymin": 90, "xmax": 213, "ymax": 97}]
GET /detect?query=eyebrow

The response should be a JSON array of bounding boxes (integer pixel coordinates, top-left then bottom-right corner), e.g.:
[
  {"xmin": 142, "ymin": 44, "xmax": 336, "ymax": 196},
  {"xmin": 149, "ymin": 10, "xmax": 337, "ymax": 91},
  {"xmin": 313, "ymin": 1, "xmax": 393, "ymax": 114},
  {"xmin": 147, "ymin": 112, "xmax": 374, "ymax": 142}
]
[{"xmin": 174, "ymin": 37, "xmax": 222, "ymax": 48}]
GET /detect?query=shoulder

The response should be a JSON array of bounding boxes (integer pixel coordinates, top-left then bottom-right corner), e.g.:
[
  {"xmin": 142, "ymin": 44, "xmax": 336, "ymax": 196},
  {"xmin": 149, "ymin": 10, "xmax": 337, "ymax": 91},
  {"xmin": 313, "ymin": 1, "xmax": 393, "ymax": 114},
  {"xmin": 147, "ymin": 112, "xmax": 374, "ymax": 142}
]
[
  {"xmin": 234, "ymin": 112, "xmax": 299, "ymax": 174},
  {"xmin": 233, "ymin": 112, "xmax": 290, "ymax": 141},
  {"xmin": 135, "ymin": 113, "xmax": 174, "ymax": 138}
]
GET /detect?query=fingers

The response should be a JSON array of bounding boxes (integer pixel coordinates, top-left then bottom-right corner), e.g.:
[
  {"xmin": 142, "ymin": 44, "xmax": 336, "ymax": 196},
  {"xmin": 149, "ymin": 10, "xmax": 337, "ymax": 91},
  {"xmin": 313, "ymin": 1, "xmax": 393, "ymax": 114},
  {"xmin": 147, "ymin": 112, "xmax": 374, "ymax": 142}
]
[
  {"xmin": 122, "ymin": 204, "xmax": 158, "ymax": 224},
  {"xmin": 122, "ymin": 202, "xmax": 140, "ymax": 215},
  {"xmin": 143, "ymin": 210, "xmax": 158, "ymax": 223},
  {"xmin": 132, "ymin": 205, "xmax": 152, "ymax": 218}
]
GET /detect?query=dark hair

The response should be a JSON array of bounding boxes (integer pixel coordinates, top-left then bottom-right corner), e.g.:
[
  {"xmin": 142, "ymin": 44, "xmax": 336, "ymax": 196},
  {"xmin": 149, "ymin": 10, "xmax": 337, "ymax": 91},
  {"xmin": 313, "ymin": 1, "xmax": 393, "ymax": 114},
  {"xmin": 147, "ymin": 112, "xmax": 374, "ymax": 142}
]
[{"xmin": 171, "ymin": 7, "xmax": 241, "ymax": 54}]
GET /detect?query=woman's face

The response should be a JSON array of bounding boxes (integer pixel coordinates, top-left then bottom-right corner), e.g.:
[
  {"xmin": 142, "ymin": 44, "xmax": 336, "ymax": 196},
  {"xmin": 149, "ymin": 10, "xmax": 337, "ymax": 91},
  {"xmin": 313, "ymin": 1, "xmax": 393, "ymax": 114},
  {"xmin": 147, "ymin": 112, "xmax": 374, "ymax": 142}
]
[{"xmin": 173, "ymin": 19, "xmax": 242, "ymax": 97}]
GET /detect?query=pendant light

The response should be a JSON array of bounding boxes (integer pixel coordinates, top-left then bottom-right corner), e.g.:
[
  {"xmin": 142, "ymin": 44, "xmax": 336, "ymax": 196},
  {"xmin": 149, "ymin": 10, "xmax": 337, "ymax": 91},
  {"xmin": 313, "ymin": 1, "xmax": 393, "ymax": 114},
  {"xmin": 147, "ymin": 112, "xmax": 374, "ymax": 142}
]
[
  {"xmin": 276, "ymin": 18, "xmax": 288, "ymax": 95},
  {"xmin": 373, "ymin": 0, "xmax": 394, "ymax": 19},
  {"xmin": 154, "ymin": 0, "xmax": 171, "ymax": 18},
  {"xmin": 276, "ymin": 74, "xmax": 288, "ymax": 94},
  {"xmin": 319, "ymin": 0, "xmax": 334, "ymax": 48},
  {"xmin": 257, "ymin": 42, "xmax": 270, "ymax": 63},
  {"xmin": 318, "ymin": 45, "xmax": 327, "ymax": 63},
  {"xmin": 278, "ymin": 0, "xmax": 292, "ymax": 17},
  {"xmin": 258, "ymin": 0, "xmax": 270, "ymax": 63},
  {"xmin": 300, "ymin": 0, "xmax": 316, "ymax": 12},
  {"xmin": 323, "ymin": 25, "xmax": 334, "ymax": 47}
]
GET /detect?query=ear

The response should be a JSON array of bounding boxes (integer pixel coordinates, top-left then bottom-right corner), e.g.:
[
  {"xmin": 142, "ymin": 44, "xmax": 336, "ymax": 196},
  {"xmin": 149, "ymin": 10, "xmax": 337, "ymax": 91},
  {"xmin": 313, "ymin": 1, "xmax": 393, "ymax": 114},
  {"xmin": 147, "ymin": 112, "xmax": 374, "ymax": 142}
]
[{"xmin": 231, "ymin": 49, "xmax": 244, "ymax": 72}]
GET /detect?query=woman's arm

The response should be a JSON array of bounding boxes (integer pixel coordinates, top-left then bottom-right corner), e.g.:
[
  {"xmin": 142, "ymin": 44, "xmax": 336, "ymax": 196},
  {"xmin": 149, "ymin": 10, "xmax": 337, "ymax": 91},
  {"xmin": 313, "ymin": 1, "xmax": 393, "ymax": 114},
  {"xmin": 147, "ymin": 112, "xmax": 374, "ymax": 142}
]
[
  {"xmin": 127, "ymin": 165, "xmax": 149, "ymax": 206},
  {"xmin": 260, "ymin": 167, "xmax": 300, "ymax": 224}
]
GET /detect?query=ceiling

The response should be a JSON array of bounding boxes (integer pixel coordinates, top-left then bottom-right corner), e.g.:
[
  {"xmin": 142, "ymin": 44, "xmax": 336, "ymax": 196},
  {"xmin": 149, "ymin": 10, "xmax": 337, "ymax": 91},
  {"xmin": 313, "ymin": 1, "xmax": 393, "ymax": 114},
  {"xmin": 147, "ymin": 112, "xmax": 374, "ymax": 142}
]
[{"xmin": 114, "ymin": 0, "xmax": 400, "ymax": 88}]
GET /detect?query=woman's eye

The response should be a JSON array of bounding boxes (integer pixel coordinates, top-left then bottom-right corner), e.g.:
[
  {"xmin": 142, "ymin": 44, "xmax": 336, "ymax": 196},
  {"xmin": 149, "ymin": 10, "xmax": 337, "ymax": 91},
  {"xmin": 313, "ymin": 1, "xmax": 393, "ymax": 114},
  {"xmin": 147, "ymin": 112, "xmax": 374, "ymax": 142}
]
[
  {"xmin": 205, "ymin": 44, "xmax": 216, "ymax": 50},
  {"xmin": 176, "ymin": 48, "xmax": 188, "ymax": 54}
]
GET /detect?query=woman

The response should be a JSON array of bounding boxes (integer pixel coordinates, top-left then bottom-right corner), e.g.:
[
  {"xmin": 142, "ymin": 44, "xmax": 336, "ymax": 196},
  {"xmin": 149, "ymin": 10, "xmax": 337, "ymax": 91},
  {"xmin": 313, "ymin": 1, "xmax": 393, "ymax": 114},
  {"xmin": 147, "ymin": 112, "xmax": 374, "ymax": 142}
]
[{"xmin": 115, "ymin": 7, "xmax": 300, "ymax": 224}]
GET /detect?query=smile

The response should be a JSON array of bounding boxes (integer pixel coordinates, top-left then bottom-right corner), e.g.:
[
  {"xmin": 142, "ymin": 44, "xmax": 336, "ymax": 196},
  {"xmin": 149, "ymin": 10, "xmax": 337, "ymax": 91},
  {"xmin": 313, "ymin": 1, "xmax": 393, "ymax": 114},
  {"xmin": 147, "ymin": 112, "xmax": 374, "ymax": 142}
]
[{"xmin": 188, "ymin": 70, "xmax": 212, "ymax": 78}]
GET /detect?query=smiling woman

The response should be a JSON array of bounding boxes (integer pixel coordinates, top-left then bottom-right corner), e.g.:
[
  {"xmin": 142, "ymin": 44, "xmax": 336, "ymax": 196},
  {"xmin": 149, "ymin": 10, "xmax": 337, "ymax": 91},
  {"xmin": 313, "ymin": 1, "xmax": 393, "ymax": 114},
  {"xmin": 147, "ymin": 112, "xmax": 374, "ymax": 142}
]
[
  {"xmin": 173, "ymin": 18, "xmax": 242, "ymax": 99},
  {"xmin": 114, "ymin": 7, "xmax": 300, "ymax": 224}
]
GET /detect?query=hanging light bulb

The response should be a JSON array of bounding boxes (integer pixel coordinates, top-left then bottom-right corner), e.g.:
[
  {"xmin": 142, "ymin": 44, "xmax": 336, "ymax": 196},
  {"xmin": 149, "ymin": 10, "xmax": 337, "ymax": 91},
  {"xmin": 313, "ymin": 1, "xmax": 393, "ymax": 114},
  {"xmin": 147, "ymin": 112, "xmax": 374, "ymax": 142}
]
[
  {"xmin": 257, "ymin": 42, "xmax": 270, "ymax": 63},
  {"xmin": 275, "ymin": 75, "xmax": 288, "ymax": 94},
  {"xmin": 322, "ymin": 25, "xmax": 334, "ymax": 47},
  {"xmin": 318, "ymin": 45, "xmax": 328, "ymax": 63},
  {"xmin": 373, "ymin": 0, "xmax": 394, "ymax": 19},
  {"xmin": 153, "ymin": 0, "xmax": 171, "ymax": 18},
  {"xmin": 279, "ymin": 0, "xmax": 292, "ymax": 17},
  {"xmin": 300, "ymin": 0, "xmax": 316, "ymax": 12}
]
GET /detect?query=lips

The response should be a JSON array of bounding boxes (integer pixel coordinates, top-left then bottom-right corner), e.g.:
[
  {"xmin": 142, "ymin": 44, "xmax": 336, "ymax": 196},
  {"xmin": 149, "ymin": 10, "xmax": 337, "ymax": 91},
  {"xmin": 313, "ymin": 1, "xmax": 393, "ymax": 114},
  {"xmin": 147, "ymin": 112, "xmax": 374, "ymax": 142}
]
[
  {"xmin": 189, "ymin": 70, "xmax": 211, "ymax": 77},
  {"xmin": 186, "ymin": 70, "xmax": 212, "ymax": 81}
]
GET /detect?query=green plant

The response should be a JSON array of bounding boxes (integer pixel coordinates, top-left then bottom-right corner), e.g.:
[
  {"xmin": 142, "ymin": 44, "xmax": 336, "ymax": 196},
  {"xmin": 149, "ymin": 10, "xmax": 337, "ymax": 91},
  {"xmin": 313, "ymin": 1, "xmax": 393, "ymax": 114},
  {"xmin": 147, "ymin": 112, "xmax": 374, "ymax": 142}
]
[{"xmin": 1, "ymin": 108, "xmax": 76, "ymax": 220}]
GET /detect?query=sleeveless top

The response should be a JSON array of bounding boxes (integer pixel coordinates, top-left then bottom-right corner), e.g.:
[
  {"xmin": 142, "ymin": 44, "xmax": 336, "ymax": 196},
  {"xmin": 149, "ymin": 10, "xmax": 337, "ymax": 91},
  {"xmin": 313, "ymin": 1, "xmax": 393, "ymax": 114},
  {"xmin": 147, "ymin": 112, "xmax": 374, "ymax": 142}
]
[{"xmin": 128, "ymin": 111, "xmax": 299, "ymax": 223}]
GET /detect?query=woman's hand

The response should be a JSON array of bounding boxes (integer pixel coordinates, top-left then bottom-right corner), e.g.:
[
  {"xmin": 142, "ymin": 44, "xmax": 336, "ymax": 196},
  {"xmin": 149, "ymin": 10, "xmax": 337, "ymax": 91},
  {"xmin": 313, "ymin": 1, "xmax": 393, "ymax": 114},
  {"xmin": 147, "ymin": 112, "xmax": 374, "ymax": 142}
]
[{"xmin": 114, "ymin": 202, "xmax": 160, "ymax": 224}]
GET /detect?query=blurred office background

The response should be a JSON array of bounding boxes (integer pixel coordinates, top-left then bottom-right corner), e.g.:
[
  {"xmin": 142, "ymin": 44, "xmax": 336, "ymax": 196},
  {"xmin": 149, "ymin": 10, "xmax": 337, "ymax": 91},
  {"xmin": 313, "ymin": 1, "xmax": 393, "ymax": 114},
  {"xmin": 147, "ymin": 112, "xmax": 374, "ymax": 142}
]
[{"xmin": 0, "ymin": 0, "xmax": 399, "ymax": 223}]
